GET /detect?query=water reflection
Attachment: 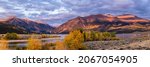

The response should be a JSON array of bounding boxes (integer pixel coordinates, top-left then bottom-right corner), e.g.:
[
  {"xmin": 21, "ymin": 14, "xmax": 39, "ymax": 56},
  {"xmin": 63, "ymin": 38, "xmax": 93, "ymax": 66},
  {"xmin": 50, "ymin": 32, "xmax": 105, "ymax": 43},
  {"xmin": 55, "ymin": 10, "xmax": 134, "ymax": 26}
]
[{"xmin": 8, "ymin": 34, "xmax": 67, "ymax": 49}]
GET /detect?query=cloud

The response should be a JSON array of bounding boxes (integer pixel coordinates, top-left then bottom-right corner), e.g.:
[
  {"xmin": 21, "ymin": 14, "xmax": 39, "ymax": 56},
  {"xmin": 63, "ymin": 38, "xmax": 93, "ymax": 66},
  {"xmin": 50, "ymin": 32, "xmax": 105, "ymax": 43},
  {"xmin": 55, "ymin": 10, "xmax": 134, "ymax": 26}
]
[
  {"xmin": 0, "ymin": 0, "xmax": 150, "ymax": 26},
  {"xmin": 0, "ymin": 7, "xmax": 6, "ymax": 13}
]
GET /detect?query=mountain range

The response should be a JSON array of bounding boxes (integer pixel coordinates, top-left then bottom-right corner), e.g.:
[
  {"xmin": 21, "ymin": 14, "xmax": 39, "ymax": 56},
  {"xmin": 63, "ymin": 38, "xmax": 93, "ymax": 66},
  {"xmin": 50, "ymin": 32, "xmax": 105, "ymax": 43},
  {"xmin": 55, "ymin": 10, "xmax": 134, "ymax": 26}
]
[
  {"xmin": 0, "ymin": 16, "xmax": 54, "ymax": 34},
  {"xmin": 0, "ymin": 14, "xmax": 150, "ymax": 34},
  {"xmin": 54, "ymin": 14, "xmax": 150, "ymax": 33}
]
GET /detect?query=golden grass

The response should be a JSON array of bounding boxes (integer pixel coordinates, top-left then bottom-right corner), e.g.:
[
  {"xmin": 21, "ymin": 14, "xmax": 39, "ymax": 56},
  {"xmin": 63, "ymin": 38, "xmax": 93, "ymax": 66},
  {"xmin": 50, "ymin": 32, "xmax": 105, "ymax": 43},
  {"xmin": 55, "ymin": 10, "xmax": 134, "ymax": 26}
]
[
  {"xmin": 55, "ymin": 41, "xmax": 66, "ymax": 50},
  {"xmin": 0, "ymin": 39, "xmax": 8, "ymax": 50}
]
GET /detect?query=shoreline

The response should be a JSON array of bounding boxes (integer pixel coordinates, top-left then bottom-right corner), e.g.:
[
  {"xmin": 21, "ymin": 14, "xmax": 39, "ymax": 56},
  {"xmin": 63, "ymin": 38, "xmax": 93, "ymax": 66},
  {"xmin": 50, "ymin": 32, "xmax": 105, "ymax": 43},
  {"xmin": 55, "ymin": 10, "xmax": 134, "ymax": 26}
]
[{"xmin": 7, "ymin": 38, "xmax": 63, "ymax": 43}]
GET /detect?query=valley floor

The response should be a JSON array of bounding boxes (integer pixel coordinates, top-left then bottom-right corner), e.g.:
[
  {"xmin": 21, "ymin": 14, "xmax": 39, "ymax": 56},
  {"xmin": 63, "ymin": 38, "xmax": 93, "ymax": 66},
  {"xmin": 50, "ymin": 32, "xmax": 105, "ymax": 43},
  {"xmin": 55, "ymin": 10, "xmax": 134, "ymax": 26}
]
[
  {"xmin": 84, "ymin": 32, "xmax": 150, "ymax": 50},
  {"xmin": 84, "ymin": 40, "xmax": 150, "ymax": 50}
]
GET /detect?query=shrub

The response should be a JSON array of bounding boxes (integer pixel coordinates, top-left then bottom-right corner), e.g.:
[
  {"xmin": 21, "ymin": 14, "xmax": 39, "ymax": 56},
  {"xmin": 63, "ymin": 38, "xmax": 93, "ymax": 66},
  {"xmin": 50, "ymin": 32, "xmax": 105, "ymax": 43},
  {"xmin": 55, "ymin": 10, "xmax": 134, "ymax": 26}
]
[
  {"xmin": 110, "ymin": 32, "xmax": 116, "ymax": 37},
  {"xmin": 41, "ymin": 34, "xmax": 48, "ymax": 38},
  {"xmin": 27, "ymin": 38, "xmax": 42, "ymax": 50},
  {"xmin": 102, "ymin": 32, "xmax": 111, "ymax": 38},
  {"xmin": 4, "ymin": 33, "xmax": 19, "ymax": 40},
  {"xmin": 49, "ymin": 35, "xmax": 61, "ymax": 38},
  {"xmin": 83, "ymin": 31, "xmax": 92, "ymax": 41},
  {"xmin": 83, "ymin": 31, "xmax": 118, "ymax": 41},
  {"xmin": 55, "ymin": 41, "xmax": 66, "ymax": 50},
  {"xmin": 0, "ymin": 39, "xmax": 8, "ymax": 50},
  {"xmin": 64, "ymin": 30, "xmax": 86, "ymax": 50},
  {"xmin": 42, "ymin": 43, "xmax": 56, "ymax": 50}
]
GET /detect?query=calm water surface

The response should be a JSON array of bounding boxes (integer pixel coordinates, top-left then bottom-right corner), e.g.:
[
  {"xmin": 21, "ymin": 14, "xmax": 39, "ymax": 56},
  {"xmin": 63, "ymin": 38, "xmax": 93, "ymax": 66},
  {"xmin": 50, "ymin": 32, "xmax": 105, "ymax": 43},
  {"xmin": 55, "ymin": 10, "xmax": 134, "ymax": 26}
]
[
  {"xmin": 8, "ymin": 33, "xmax": 143, "ymax": 48},
  {"xmin": 8, "ymin": 34, "xmax": 67, "ymax": 47}
]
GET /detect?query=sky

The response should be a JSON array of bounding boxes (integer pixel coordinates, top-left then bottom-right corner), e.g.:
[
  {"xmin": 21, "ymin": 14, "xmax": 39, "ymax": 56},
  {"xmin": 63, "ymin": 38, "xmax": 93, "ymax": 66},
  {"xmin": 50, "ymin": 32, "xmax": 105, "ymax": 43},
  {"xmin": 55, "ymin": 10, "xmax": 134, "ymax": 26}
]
[{"xmin": 0, "ymin": 0, "xmax": 150, "ymax": 26}]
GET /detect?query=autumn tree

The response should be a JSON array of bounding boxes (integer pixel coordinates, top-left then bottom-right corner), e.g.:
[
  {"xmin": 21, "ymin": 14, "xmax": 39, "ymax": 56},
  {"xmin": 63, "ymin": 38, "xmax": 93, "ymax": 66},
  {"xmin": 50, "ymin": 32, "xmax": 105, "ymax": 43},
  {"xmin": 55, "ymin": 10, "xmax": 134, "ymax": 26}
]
[
  {"xmin": 83, "ymin": 31, "xmax": 92, "ymax": 41},
  {"xmin": 64, "ymin": 30, "xmax": 86, "ymax": 50},
  {"xmin": 27, "ymin": 38, "xmax": 42, "ymax": 50},
  {"xmin": 4, "ymin": 33, "xmax": 19, "ymax": 40},
  {"xmin": 83, "ymin": 31, "xmax": 118, "ymax": 41}
]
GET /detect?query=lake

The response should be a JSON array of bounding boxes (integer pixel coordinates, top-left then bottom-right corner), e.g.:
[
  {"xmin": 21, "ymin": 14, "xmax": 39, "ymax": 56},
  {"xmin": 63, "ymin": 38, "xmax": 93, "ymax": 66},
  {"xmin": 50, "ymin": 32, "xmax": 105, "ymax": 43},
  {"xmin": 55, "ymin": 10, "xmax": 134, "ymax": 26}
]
[
  {"xmin": 7, "ymin": 32, "xmax": 150, "ymax": 49},
  {"xmin": 8, "ymin": 34, "xmax": 67, "ymax": 48}
]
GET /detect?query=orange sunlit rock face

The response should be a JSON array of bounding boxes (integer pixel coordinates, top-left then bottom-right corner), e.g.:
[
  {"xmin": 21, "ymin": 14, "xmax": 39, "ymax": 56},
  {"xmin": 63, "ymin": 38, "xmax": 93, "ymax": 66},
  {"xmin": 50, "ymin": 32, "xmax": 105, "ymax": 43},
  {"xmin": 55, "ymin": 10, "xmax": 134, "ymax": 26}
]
[{"xmin": 54, "ymin": 14, "xmax": 150, "ymax": 33}]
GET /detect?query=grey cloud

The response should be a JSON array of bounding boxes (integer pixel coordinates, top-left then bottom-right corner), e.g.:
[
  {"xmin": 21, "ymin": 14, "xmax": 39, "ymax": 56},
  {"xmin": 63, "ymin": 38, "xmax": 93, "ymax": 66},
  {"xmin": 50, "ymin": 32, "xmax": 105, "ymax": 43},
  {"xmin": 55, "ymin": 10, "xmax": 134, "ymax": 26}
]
[{"xmin": 0, "ymin": 0, "xmax": 150, "ymax": 26}]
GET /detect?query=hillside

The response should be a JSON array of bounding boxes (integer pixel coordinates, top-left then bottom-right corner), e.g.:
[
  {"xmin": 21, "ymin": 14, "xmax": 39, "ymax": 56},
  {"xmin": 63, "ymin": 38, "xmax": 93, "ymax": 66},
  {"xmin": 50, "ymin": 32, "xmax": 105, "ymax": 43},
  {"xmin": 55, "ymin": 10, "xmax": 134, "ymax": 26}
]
[
  {"xmin": 0, "ymin": 17, "xmax": 54, "ymax": 34},
  {"xmin": 54, "ymin": 14, "xmax": 150, "ymax": 33}
]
